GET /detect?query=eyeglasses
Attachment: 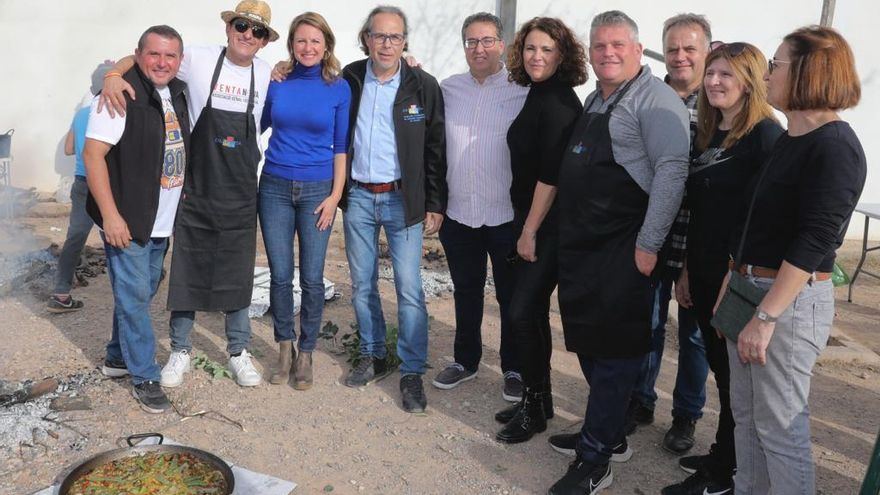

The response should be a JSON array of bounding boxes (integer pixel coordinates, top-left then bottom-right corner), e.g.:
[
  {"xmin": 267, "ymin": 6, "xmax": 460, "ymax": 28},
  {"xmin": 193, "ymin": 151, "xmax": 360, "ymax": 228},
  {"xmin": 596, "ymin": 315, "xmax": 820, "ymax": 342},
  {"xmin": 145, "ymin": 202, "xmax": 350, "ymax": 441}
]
[
  {"xmin": 713, "ymin": 41, "xmax": 748, "ymax": 57},
  {"xmin": 368, "ymin": 32, "xmax": 406, "ymax": 46},
  {"xmin": 768, "ymin": 58, "xmax": 791, "ymax": 74},
  {"xmin": 464, "ymin": 37, "xmax": 501, "ymax": 49},
  {"xmin": 232, "ymin": 18, "xmax": 270, "ymax": 40}
]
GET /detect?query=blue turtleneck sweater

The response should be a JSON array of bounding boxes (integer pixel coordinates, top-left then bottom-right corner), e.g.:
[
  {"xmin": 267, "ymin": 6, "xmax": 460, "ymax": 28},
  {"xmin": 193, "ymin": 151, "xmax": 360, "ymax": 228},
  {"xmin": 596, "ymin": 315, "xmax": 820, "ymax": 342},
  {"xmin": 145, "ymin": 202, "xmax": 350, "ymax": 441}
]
[{"xmin": 261, "ymin": 63, "xmax": 352, "ymax": 181}]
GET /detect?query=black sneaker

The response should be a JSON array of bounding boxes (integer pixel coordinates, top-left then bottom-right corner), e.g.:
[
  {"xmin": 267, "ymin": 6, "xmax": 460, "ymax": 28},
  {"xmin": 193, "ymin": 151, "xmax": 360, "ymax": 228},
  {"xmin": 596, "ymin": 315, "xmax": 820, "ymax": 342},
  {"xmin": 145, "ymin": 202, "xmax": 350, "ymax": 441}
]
[
  {"xmin": 344, "ymin": 356, "xmax": 389, "ymax": 387},
  {"xmin": 131, "ymin": 381, "xmax": 171, "ymax": 414},
  {"xmin": 47, "ymin": 295, "xmax": 84, "ymax": 313},
  {"xmin": 101, "ymin": 358, "xmax": 129, "ymax": 378},
  {"xmin": 431, "ymin": 363, "xmax": 476, "ymax": 389},
  {"xmin": 661, "ymin": 469, "xmax": 733, "ymax": 495},
  {"xmin": 549, "ymin": 433, "xmax": 632, "ymax": 462},
  {"xmin": 663, "ymin": 416, "xmax": 697, "ymax": 454},
  {"xmin": 549, "ymin": 459, "xmax": 612, "ymax": 495},
  {"xmin": 400, "ymin": 374, "xmax": 427, "ymax": 413},
  {"xmin": 679, "ymin": 453, "xmax": 710, "ymax": 474},
  {"xmin": 502, "ymin": 371, "xmax": 523, "ymax": 402}
]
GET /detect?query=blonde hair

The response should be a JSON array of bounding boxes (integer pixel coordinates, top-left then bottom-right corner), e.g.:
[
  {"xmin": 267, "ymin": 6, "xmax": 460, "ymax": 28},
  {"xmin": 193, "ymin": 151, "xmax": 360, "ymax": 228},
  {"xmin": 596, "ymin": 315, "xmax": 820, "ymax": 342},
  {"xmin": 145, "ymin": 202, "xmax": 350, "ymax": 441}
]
[
  {"xmin": 696, "ymin": 43, "xmax": 777, "ymax": 151},
  {"xmin": 287, "ymin": 12, "xmax": 340, "ymax": 83}
]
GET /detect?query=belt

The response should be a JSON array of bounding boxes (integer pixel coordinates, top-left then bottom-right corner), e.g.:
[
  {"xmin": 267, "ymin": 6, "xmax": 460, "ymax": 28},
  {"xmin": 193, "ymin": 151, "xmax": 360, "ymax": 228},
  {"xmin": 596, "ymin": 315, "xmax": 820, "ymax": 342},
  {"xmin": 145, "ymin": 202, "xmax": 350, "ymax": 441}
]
[
  {"xmin": 728, "ymin": 260, "xmax": 832, "ymax": 281},
  {"xmin": 353, "ymin": 180, "xmax": 401, "ymax": 193}
]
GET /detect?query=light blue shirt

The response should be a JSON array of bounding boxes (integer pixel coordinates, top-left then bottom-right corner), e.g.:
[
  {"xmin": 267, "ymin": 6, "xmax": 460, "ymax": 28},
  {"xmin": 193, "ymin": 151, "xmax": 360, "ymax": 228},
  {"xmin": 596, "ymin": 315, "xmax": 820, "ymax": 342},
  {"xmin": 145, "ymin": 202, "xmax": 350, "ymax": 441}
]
[
  {"xmin": 351, "ymin": 59, "xmax": 401, "ymax": 183},
  {"xmin": 72, "ymin": 106, "xmax": 91, "ymax": 177}
]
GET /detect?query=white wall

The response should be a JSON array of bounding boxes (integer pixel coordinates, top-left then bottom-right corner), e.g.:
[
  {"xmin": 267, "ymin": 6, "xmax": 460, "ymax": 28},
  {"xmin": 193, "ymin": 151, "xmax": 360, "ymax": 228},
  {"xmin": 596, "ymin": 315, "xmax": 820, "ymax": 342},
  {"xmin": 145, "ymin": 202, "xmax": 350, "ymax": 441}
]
[{"xmin": 0, "ymin": 0, "xmax": 876, "ymax": 236}]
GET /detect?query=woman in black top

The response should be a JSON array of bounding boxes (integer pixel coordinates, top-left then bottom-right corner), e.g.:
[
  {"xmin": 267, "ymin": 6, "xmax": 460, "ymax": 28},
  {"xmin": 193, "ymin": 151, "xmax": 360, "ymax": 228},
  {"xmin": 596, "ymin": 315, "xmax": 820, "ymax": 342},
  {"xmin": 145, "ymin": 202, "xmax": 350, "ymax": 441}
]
[
  {"xmin": 666, "ymin": 43, "xmax": 783, "ymax": 495},
  {"xmin": 494, "ymin": 17, "xmax": 586, "ymax": 444},
  {"xmin": 719, "ymin": 27, "xmax": 866, "ymax": 494}
]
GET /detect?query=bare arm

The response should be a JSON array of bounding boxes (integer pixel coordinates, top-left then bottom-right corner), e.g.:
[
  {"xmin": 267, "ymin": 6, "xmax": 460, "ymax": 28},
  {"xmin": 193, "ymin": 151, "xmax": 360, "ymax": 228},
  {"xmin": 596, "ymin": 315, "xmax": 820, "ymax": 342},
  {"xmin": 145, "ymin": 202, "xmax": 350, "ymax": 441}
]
[
  {"xmin": 97, "ymin": 56, "xmax": 136, "ymax": 117},
  {"xmin": 314, "ymin": 153, "xmax": 347, "ymax": 231},
  {"xmin": 63, "ymin": 128, "xmax": 75, "ymax": 156},
  {"xmin": 83, "ymin": 138, "xmax": 131, "ymax": 248},
  {"xmin": 517, "ymin": 182, "xmax": 556, "ymax": 262}
]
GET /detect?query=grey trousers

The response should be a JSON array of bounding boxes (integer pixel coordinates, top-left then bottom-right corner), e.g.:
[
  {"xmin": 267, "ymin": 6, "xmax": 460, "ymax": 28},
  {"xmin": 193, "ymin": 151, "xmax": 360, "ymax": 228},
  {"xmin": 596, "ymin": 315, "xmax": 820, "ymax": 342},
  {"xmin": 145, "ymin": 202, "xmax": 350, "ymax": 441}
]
[
  {"xmin": 728, "ymin": 277, "xmax": 834, "ymax": 495},
  {"xmin": 54, "ymin": 177, "xmax": 94, "ymax": 294}
]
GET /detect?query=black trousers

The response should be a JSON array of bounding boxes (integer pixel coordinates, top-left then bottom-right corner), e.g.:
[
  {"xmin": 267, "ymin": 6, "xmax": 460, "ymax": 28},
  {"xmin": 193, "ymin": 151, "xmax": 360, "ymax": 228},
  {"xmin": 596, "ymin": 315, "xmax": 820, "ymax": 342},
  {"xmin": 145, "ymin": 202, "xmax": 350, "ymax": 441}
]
[
  {"xmin": 509, "ymin": 218, "xmax": 557, "ymax": 389},
  {"xmin": 689, "ymin": 266, "xmax": 736, "ymax": 481},
  {"xmin": 438, "ymin": 217, "xmax": 519, "ymax": 373}
]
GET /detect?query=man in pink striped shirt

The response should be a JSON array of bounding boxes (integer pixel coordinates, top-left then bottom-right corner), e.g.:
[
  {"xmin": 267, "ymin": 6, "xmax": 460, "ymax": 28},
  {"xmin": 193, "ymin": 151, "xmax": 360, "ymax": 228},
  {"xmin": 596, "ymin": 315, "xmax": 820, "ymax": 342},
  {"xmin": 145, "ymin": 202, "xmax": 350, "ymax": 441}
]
[{"xmin": 431, "ymin": 12, "xmax": 529, "ymax": 402}]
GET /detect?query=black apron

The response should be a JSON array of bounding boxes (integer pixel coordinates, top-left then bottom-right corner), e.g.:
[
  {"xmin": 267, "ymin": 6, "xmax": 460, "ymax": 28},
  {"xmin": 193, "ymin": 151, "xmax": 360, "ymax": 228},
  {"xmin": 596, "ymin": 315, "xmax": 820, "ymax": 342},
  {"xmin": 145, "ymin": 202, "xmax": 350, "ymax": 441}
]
[
  {"xmin": 557, "ymin": 75, "xmax": 655, "ymax": 358},
  {"xmin": 167, "ymin": 49, "xmax": 260, "ymax": 312}
]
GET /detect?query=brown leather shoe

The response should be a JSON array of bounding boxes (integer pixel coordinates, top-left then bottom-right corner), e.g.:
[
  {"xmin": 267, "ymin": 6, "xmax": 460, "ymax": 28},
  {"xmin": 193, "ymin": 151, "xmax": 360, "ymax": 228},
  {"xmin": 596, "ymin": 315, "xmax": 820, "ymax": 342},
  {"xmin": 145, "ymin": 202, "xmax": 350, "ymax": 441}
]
[
  {"xmin": 269, "ymin": 341, "xmax": 295, "ymax": 385},
  {"xmin": 293, "ymin": 351, "xmax": 313, "ymax": 390}
]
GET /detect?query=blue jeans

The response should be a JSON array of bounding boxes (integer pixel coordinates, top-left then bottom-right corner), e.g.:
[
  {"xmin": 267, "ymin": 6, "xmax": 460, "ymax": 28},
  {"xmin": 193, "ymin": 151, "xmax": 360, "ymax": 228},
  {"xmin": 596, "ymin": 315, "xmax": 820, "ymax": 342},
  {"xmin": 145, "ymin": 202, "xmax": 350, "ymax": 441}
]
[
  {"xmin": 258, "ymin": 174, "xmax": 333, "ymax": 352},
  {"xmin": 168, "ymin": 308, "xmax": 250, "ymax": 355},
  {"xmin": 343, "ymin": 186, "xmax": 428, "ymax": 375},
  {"xmin": 438, "ymin": 217, "xmax": 518, "ymax": 373},
  {"xmin": 103, "ymin": 235, "xmax": 166, "ymax": 384},
  {"xmin": 54, "ymin": 177, "xmax": 95, "ymax": 294},
  {"xmin": 632, "ymin": 271, "xmax": 708, "ymax": 420}
]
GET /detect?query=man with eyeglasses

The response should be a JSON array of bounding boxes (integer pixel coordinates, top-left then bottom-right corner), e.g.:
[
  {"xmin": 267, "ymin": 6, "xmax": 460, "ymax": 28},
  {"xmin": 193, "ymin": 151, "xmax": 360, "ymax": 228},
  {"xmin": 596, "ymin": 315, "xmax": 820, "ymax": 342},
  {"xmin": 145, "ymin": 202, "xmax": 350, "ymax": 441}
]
[
  {"xmin": 99, "ymin": 0, "xmax": 279, "ymax": 390},
  {"xmin": 430, "ymin": 12, "xmax": 528, "ymax": 403},
  {"xmin": 340, "ymin": 6, "xmax": 446, "ymax": 414}
]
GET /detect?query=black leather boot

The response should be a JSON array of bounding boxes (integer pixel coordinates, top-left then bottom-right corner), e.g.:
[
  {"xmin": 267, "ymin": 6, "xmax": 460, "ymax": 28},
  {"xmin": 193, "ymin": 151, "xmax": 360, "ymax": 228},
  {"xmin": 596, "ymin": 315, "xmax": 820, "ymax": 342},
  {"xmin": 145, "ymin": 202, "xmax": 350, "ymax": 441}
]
[
  {"xmin": 494, "ymin": 389, "xmax": 554, "ymax": 423},
  {"xmin": 495, "ymin": 387, "xmax": 547, "ymax": 443}
]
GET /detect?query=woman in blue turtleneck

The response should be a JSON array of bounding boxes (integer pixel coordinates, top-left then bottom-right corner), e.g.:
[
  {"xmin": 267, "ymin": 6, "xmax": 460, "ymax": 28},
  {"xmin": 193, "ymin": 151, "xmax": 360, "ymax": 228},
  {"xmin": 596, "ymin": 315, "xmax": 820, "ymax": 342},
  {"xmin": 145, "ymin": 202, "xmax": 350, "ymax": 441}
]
[{"xmin": 259, "ymin": 12, "xmax": 351, "ymax": 390}]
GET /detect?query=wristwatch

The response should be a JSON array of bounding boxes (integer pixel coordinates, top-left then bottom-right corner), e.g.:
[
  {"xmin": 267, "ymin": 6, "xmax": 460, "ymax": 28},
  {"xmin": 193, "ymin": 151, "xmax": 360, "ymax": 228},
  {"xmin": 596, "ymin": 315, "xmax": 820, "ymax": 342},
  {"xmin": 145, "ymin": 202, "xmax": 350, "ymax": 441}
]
[{"xmin": 755, "ymin": 308, "xmax": 778, "ymax": 323}]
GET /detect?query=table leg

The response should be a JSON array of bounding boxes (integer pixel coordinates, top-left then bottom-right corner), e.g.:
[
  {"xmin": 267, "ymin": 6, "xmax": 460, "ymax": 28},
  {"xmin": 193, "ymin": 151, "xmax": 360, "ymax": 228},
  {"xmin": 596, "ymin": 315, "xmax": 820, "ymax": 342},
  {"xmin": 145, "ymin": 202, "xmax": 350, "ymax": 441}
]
[{"xmin": 848, "ymin": 215, "xmax": 869, "ymax": 303}]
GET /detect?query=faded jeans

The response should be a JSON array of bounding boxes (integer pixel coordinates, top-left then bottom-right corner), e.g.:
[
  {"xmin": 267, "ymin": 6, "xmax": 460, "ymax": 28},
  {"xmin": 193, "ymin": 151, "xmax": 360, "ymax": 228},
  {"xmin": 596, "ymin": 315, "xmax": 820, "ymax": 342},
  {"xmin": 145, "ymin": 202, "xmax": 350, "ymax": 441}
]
[
  {"xmin": 728, "ymin": 276, "xmax": 834, "ymax": 495},
  {"xmin": 343, "ymin": 186, "xmax": 428, "ymax": 375}
]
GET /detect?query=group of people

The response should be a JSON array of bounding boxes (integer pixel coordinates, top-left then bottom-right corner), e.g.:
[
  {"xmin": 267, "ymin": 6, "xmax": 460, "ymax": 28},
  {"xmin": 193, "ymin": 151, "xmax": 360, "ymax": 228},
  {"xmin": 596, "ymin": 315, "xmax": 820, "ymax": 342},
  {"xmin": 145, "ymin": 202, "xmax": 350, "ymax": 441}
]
[{"xmin": 49, "ymin": 1, "xmax": 866, "ymax": 494}]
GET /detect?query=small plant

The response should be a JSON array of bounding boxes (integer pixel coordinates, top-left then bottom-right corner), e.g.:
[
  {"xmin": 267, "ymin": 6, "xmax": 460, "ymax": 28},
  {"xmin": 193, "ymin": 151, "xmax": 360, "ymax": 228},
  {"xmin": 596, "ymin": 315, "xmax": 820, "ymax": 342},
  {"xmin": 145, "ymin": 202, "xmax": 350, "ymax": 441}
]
[
  {"xmin": 191, "ymin": 353, "xmax": 233, "ymax": 380},
  {"xmin": 319, "ymin": 321, "xmax": 401, "ymax": 370}
]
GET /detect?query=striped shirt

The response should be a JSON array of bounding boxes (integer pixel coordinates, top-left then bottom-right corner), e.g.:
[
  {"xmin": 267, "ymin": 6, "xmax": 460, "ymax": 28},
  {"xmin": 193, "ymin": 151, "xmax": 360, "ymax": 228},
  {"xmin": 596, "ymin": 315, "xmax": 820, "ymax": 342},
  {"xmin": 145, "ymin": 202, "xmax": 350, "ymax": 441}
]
[{"xmin": 441, "ymin": 66, "xmax": 528, "ymax": 228}]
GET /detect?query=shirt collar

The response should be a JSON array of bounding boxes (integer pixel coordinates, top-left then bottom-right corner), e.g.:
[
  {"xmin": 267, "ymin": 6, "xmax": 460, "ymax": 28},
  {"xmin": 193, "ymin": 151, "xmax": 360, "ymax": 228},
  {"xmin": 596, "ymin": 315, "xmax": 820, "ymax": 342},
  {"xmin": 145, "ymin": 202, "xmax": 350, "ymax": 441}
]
[
  {"xmin": 469, "ymin": 64, "xmax": 508, "ymax": 86},
  {"xmin": 365, "ymin": 58, "xmax": 402, "ymax": 85}
]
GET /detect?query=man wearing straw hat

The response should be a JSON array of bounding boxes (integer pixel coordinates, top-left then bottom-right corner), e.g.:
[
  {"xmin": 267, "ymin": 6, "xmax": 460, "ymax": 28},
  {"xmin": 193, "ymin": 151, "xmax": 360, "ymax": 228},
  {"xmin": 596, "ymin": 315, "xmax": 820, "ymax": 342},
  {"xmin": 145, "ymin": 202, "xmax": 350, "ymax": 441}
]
[{"xmin": 100, "ymin": 0, "xmax": 279, "ymax": 390}]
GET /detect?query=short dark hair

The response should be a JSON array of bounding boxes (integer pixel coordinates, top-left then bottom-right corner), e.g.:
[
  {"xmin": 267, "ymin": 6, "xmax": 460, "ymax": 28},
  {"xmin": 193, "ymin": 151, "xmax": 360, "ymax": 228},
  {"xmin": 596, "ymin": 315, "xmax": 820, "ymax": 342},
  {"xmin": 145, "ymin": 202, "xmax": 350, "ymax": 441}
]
[
  {"xmin": 358, "ymin": 5, "xmax": 408, "ymax": 55},
  {"xmin": 507, "ymin": 17, "xmax": 588, "ymax": 87},
  {"xmin": 782, "ymin": 25, "xmax": 860, "ymax": 111},
  {"xmin": 137, "ymin": 25, "xmax": 184, "ymax": 54},
  {"xmin": 461, "ymin": 12, "xmax": 503, "ymax": 44}
]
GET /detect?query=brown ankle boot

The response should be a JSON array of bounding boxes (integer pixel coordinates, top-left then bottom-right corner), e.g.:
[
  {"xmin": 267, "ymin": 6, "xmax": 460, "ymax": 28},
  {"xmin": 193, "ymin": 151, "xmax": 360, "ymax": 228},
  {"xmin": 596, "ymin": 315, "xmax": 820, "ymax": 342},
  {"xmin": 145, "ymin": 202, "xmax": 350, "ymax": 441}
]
[
  {"xmin": 269, "ymin": 341, "xmax": 295, "ymax": 384},
  {"xmin": 293, "ymin": 351, "xmax": 313, "ymax": 390}
]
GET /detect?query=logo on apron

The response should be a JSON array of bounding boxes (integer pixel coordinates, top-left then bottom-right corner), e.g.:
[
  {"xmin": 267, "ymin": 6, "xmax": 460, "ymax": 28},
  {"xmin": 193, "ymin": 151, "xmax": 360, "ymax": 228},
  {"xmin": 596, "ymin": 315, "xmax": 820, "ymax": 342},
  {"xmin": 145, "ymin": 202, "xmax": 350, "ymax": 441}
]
[
  {"xmin": 571, "ymin": 141, "xmax": 585, "ymax": 154},
  {"xmin": 214, "ymin": 136, "xmax": 242, "ymax": 149}
]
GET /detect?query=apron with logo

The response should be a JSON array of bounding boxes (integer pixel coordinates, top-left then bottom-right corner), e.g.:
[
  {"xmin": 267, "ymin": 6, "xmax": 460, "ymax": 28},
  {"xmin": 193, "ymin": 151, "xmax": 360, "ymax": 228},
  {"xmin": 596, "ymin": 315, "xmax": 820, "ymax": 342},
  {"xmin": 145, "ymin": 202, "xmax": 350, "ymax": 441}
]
[
  {"xmin": 168, "ymin": 49, "xmax": 260, "ymax": 311},
  {"xmin": 557, "ymin": 75, "xmax": 655, "ymax": 358}
]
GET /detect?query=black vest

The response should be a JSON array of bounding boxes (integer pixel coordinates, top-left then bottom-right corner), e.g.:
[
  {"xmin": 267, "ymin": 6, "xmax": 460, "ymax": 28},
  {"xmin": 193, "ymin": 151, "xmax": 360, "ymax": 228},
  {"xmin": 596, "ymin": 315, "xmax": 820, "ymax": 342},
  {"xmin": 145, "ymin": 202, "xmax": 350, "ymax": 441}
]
[{"xmin": 86, "ymin": 65, "xmax": 190, "ymax": 243}]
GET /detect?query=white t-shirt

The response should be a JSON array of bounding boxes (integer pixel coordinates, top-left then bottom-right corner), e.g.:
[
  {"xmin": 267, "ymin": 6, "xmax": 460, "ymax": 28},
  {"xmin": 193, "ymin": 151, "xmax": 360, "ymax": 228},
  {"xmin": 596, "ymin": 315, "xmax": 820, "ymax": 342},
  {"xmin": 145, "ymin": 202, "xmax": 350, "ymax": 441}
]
[
  {"xmin": 86, "ymin": 87, "xmax": 185, "ymax": 238},
  {"xmin": 178, "ymin": 45, "xmax": 271, "ymax": 134}
]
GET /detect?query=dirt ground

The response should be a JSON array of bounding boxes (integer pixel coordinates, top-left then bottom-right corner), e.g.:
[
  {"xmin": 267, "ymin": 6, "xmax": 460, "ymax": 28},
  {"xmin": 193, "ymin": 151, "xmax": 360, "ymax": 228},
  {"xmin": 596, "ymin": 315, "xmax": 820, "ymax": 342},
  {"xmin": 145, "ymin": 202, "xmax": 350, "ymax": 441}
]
[{"xmin": 1, "ymin": 204, "xmax": 879, "ymax": 495}]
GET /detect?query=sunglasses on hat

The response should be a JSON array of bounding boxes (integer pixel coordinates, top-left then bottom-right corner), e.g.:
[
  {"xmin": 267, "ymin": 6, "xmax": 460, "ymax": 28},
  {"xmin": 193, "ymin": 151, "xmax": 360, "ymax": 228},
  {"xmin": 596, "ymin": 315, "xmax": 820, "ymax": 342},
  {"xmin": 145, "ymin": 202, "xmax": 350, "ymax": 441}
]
[{"xmin": 232, "ymin": 18, "xmax": 270, "ymax": 40}]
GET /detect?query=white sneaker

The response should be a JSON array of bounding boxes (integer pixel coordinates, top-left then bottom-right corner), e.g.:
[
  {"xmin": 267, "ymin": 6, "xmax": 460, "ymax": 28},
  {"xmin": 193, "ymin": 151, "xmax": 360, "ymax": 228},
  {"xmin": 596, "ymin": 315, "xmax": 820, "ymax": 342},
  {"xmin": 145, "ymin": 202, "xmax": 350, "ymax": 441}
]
[
  {"xmin": 160, "ymin": 350, "xmax": 191, "ymax": 388},
  {"xmin": 228, "ymin": 349, "xmax": 261, "ymax": 387}
]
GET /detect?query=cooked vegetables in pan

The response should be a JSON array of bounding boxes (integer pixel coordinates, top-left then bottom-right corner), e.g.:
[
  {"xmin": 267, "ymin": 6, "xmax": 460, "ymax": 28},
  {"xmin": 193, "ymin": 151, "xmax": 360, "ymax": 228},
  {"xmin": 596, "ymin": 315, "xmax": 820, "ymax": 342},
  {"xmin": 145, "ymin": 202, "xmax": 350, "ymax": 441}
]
[{"xmin": 69, "ymin": 451, "xmax": 228, "ymax": 495}]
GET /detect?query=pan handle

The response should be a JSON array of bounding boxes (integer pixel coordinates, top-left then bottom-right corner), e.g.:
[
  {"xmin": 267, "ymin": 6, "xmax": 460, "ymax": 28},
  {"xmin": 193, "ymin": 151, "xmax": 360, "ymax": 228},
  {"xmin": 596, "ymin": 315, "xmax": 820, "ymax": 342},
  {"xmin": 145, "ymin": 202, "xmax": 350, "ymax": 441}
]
[{"xmin": 126, "ymin": 432, "xmax": 164, "ymax": 446}]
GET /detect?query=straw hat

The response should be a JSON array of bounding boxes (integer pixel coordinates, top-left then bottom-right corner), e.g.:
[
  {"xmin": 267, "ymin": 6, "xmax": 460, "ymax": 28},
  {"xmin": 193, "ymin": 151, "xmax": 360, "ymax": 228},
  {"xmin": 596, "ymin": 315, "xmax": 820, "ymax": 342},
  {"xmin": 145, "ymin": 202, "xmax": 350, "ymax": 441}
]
[{"xmin": 220, "ymin": 0, "xmax": 279, "ymax": 42}]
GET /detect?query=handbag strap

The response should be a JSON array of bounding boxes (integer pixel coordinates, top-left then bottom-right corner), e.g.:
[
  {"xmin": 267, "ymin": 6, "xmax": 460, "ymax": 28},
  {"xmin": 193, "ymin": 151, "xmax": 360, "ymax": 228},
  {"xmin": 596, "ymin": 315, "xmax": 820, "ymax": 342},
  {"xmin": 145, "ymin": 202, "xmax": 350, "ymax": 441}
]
[{"xmin": 732, "ymin": 147, "xmax": 778, "ymax": 269}]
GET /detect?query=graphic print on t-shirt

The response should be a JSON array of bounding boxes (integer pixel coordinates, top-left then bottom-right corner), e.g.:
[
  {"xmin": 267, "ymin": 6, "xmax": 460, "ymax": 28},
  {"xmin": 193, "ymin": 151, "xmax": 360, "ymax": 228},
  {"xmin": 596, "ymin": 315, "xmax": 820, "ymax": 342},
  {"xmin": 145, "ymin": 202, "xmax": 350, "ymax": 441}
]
[
  {"xmin": 691, "ymin": 146, "xmax": 731, "ymax": 174},
  {"xmin": 162, "ymin": 97, "xmax": 186, "ymax": 190},
  {"xmin": 212, "ymin": 83, "xmax": 261, "ymax": 107}
]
